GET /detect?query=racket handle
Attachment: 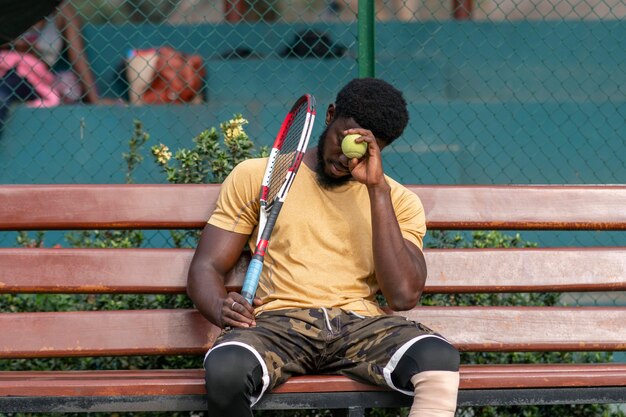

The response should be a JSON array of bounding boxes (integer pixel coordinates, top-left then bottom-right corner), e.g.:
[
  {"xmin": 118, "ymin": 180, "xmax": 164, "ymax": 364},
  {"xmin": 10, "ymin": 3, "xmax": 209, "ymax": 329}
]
[{"xmin": 241, "ymin": 258, "xmax": 263, "ymax": 305}]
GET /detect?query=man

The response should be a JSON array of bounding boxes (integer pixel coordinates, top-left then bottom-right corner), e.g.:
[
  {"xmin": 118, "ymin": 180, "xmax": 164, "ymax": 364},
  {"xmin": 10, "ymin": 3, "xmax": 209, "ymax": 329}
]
[{"xmin": 187, "ymin": 78, "xmax": 460, "ymax": 416}]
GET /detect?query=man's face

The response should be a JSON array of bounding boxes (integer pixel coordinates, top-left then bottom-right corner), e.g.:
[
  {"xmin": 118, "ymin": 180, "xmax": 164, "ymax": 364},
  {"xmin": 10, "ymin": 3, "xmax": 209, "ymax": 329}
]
[{"xmin": 315, "ymin": 116, "xmax": 359, "ymax": 189}]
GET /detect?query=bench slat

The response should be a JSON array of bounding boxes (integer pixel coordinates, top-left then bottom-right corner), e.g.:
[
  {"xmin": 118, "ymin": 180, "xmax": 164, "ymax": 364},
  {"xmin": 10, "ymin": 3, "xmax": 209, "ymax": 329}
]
[
  {"xmin": 2, "ymin": 247, "xmax": 624, "ymax": 293},
  {"xmin": 2, "ymin": 184, "xmax": 626, "ymax": 231},
  {"xmin": 458, "ymin": 364, "xmax": 626, "ymax": 389},
  {"xmin": 0, "ymin": 310, "xmax": 219, "ymax": 358},
  {"xmin": 277, "ymin": 365, "xmax": 626, "ymax": 391},
  {"xmin": 1, "ymin": 307, "xmax": 624, "ymax": 358},
  {"xmin": 0, "ymin": 184, "xmax": 217, "ymax": 230},
  {"xmin": 0, "ymin": 369, "xmax": 206, "ymax": 396},
  {"xmin": 424, "ymin": 247, "xmax": 626, "ymax": 293},
  {"xmin": 0, "ymin": 248, "xmax": 248, "ymax": 294},
  {"xmin": 397, "ymin": 306, "xmax": 626, "ymax": 352},
  {"xmin": 413, "ymin": 185, "xmax": 626, "ymax": 230},
  {"xmin": 2, "ymin": 365, "xmax": 626, "ymax": 397}
]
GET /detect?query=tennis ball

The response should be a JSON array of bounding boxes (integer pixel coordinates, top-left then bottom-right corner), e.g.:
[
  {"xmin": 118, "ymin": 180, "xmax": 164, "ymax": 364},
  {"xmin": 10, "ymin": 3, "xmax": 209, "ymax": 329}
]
[{"xmin": 341, "ymin": 134, "xmax": 367, "ymax": 159}]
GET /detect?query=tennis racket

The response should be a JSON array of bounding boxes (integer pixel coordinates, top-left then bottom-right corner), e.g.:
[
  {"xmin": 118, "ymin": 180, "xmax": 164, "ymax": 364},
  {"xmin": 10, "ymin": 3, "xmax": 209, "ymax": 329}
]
[{"xmin": 241, "ymin": 94, "xmax": 316, "ymax": 305}]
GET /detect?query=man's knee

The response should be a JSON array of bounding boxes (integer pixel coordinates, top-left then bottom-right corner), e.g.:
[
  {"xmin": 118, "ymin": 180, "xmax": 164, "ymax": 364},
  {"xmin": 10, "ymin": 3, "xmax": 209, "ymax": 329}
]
[
  {"xmin": 204, "ymin": 344, "xmax": 263, "ymax": 409},
  {"xmin": 391, "ymin": 336, "xmax": 460, "ymax": 390}
]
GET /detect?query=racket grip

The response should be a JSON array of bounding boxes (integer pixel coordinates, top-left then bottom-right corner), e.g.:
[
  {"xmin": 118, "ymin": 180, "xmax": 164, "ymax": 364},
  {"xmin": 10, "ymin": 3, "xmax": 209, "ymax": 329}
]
[{"xmin": 241, "ymin": 258, "xmax": 263, "ymax": 305}]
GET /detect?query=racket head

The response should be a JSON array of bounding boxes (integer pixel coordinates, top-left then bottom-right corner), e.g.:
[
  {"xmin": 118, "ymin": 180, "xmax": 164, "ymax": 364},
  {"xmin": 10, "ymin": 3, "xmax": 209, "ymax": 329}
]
[{"xmin": 260, "ymin": 94, "xmax": 316, "ymax": 211}]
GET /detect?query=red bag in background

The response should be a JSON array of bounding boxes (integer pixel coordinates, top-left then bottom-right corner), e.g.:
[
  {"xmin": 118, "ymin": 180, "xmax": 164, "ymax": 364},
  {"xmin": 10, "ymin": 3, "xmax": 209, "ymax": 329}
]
[{"xmin": 126, "ymin": 46, "xmax": 205, "ymax": 105}]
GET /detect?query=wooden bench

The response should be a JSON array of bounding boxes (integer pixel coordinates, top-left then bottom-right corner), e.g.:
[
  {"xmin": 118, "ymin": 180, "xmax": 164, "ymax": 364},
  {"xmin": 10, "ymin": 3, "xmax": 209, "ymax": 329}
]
[{"xmin": 1, "ymin": 184, "xmax": 625, "ymax": 415}]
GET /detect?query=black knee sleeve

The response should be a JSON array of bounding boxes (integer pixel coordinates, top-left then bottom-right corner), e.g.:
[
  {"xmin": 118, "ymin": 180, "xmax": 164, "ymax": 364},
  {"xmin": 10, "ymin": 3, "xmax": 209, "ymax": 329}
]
[
  {"xmin": 391, "ymin": 336, "xmax": 460, "ymax": 391},
  {"xmin": 204, "ymin": 345, "xmax": 263, "ymax": 417}
]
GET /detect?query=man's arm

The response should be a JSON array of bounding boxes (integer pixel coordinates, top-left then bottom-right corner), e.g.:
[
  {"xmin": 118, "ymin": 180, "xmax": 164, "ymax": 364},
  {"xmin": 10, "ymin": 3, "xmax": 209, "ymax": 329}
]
[
  {"xmin": 57, "ymin": 1, "xmax": 99, "ymax": 103},
  {"xmin": 368, "ymin": 186, "xmax": 427, "ymax": 310},
  {"xmin": 345, "ymin": 127, "xmax": 427, "ymax": 311},
  {"xmin": 187, "ymin": 223, "xmax": 259, "ymax": 328}
]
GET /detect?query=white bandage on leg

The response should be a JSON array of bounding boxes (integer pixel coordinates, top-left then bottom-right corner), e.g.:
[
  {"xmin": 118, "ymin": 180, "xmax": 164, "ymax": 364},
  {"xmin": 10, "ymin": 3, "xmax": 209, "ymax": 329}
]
[{"xmin": 408, "ymin": 370, "xmax": 460, "ymax": 417}]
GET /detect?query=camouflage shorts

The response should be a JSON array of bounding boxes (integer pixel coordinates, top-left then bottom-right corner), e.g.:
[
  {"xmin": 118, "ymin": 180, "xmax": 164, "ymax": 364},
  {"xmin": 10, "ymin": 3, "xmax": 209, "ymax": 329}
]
[{"xmin": 211, "ymin": 307, "xmax": 443, "ymax": 393}]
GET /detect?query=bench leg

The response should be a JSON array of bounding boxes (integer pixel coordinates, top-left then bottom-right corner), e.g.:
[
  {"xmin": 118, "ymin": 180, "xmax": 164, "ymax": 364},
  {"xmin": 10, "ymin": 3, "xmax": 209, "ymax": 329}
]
[
  {"xmin": 329, "ymin": 407, "xmax": 365, "ymax": 417},
  {"xmin": 347, "ymin": 407, "xmax": 365, "ymax": 417}
]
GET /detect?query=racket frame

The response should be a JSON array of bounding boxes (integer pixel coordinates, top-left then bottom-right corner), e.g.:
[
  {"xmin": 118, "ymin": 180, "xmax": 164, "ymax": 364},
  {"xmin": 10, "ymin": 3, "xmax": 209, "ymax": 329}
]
[{"xmin": 241, "ymin": 94, "xmax": 316, "ymax": 304}]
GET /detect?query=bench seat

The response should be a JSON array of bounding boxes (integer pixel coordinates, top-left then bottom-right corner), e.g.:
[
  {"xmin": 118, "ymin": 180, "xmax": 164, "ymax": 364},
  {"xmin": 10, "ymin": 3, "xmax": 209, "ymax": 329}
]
[{"xmin": 2, "ymin": 364, "xmax": 626, "ymax": 413}]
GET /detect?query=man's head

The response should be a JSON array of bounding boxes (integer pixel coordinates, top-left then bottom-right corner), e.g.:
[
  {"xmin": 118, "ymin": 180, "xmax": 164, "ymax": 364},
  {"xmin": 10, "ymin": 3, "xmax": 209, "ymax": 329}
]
[
  {"xmin": 315, "ymin": 78, "xmax": 409, "ymax": 188},
  {"xmin": 333, "ymin": 77, "xmax": 409, "ymax": 144}
]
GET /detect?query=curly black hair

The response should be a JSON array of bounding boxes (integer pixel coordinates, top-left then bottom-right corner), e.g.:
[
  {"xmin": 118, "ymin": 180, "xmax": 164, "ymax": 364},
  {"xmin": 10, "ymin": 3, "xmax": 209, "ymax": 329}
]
[{"xmin": 333, "ymin": 78, "xmax": 409, "ymax": 144}]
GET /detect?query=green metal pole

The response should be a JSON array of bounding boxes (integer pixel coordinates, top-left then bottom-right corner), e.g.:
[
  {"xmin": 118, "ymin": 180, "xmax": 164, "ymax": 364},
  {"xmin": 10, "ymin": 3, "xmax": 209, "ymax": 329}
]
[{"xmin": 357, "ymin": 0, "xmax": 375, "ymax": 78}]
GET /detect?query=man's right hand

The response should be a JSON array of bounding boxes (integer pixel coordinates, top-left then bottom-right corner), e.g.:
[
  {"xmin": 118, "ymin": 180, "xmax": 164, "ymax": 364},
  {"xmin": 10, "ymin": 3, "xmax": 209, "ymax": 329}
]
[
  {"xmin": 222, "ymin": 292, "xmax": 261, "ymax": 328},
  {"xmin": 187, "ymin": 224, "xmax": 253, "ymax": 330}
]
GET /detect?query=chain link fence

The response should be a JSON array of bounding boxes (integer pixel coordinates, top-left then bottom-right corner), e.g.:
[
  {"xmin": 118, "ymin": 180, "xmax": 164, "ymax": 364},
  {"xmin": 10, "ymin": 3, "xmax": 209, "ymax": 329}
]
[{"xmin": 1, "ymin": 0, "xmax": 625, "ymax": 186}]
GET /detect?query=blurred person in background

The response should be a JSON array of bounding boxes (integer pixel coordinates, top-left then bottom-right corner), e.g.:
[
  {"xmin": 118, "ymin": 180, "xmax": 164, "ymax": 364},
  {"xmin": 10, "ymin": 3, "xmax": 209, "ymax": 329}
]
[{"xmin": 0, "ymin": 1, "xmax": 105, "ymax": 135}]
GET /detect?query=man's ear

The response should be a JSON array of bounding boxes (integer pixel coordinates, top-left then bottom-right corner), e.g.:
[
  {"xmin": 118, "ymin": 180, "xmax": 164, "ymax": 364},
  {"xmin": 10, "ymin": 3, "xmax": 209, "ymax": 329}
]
[{"xmin": 325, "ymin": 104, "xmax": 335, "ymax": 125}]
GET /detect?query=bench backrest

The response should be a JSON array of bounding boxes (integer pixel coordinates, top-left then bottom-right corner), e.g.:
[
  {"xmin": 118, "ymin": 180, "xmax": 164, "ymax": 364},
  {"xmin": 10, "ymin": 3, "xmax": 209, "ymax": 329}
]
[{"xmin": 1, "ymin": 184, "xmax": 625, "ymax": 358}]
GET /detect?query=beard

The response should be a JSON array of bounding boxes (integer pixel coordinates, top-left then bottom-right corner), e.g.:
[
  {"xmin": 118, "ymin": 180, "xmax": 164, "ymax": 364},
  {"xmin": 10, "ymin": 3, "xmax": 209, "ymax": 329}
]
[{"xmin": 315, "ymin": 126, "xmax": 352, "ymax": 189}]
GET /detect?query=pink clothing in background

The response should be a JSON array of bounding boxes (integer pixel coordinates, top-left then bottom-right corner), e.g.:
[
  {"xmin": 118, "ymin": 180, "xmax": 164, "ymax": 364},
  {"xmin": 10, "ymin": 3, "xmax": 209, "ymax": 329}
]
[{"xmin": 0, "ymin": 50, "xmax": 61, "ymax": 107}]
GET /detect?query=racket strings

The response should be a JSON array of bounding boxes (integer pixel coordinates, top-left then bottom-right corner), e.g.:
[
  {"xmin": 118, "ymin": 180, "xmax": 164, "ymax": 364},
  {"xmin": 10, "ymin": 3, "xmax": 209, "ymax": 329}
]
[{"xmin": 266, "ymin": 102, "xmax": 310, "ymax": 205}]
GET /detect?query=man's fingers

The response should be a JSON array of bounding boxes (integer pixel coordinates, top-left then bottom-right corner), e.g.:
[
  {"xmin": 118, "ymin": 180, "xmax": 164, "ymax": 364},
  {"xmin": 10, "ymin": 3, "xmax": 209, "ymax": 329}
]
[{"xmin": 222, "ymin": 294, "xmax": 256, "ymax": 328}]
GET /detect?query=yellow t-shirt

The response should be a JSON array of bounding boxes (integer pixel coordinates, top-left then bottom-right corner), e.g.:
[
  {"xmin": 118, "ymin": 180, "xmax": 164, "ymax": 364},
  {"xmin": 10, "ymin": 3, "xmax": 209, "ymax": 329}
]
[{"xmin": 208, "ymin": 157, "xmax": 426, "ymax": 316}]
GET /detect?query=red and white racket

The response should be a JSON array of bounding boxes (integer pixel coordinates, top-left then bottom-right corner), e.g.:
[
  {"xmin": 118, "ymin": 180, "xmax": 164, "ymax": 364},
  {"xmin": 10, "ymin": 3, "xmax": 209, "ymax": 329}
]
[{"xmin": 241, "ymin": 94, "xmax": 316, "ymax": 304}]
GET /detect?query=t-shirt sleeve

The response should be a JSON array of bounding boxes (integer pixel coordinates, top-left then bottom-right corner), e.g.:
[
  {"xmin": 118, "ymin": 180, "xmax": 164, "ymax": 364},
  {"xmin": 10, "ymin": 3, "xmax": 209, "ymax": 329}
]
[
  {"xmin": 391, "ymin": 182, "xmax": 427, "ymax": 250},
  {"xmin": 207, "ymin": 158, "xmax": 263, "ymax": 235}
]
